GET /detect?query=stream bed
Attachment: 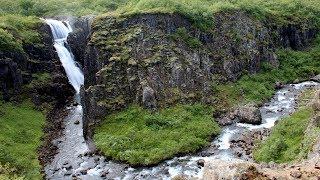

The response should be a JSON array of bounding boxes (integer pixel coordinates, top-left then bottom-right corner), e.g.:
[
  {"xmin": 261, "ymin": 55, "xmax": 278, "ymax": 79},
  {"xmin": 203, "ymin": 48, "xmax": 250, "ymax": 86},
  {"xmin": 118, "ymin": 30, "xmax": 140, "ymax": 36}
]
[{"xmin": 45, "ymin": 81, "xmax": 319, "ymax": 179}]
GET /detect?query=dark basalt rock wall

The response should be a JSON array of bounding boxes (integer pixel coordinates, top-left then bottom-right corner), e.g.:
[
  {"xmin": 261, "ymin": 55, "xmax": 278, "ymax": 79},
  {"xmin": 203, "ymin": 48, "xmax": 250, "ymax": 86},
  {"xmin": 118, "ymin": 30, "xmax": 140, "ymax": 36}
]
[
  {"xmin": 81, "ymin": 11, "xmax": 318, "ymax": 138},
  {"xmin": 67, "ymin": 16, "xmax": 95, "ymax": 67},
  {"xmin": 0, "ymin": 22, "xmax": 74, "ymax": 106}
]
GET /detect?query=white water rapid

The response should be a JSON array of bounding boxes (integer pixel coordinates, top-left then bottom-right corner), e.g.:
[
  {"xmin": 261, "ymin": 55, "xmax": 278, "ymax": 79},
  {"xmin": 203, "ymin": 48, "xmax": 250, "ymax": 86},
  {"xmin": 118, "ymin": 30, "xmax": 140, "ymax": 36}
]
[{"xmin": 45, "ymin": 19, "xmax": 84, "ymax": 93}]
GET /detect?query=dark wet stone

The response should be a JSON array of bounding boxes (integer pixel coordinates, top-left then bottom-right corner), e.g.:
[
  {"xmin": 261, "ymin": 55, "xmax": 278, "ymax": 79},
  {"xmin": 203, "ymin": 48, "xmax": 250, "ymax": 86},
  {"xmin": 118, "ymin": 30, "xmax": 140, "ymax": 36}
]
[
  {"xmin": 94, "ymin": 157, "xmax": 100, "ymax": 162},
  {"xmin": 100, "ymin": 171, "xmax": 109, "ymax": 177},
  {"xmin": 64, "ymin": 171, "xmax": 72, "ymax": 176},
  {"xmin": 74, "ymin": 120, "xmax": 80, "ymax": 125},
  {"xmin": 196, "ymin": 159, "xmax": 205, "ymax": 167},
  {"xmin": 64, "ymin": 165, "xmax": 72, "ymax": 170},
  {"xmin": 275, "ymin": 81, "xmax": 284, "ymax": 89},
  {"xmin": 80, "ymin": 169, "xmax": 88, "ymax": 175}
]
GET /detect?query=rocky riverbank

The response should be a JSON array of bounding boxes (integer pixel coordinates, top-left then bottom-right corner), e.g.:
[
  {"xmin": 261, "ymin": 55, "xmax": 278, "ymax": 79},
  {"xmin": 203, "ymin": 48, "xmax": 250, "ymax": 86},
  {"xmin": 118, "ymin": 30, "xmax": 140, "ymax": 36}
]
[{"xmin": 203, "ymin": 84, "xmax": 320, "ymax": 179}]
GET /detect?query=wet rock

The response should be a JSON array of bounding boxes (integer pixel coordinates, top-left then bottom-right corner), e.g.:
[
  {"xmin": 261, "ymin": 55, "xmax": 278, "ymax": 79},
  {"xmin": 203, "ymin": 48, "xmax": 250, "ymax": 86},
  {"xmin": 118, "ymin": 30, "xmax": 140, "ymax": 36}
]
[
  {"xmin": 196, "ymin": 159, "xmax": 205, "ymax": 167},
  {"xmin": 64, "ymin": 170, "xmax": 72, "ymax": 176},
  {"xmin": 142, "ymin": 86, "xmax": 157, "ymax": 110},
  {"xmin": 290, "ymin": 171, "xmax": 302, "ymax": 178},
  {"xmin": 80, "ymin": 169, "xmax": 88, "ymax": 175},
  {"xmin": 293, "ymin": 79, "xmax": 300, "ymax": 84},
  {"xmin": 94, "ymin": 157, "xmax": 100, "ymax": 162},
  {"xmin": 63, "ymin": 165, "xmax": 72, "ymax": 170},
  {"xmin": 235, "ymin": 104, "xmax": 262, "ymax": 125},
  {"xmin": 100, "ymin": 171, "xmax": 109, "ymax": 177},
  {"xmin": 215, "ymin": 116, "xmax": 234, "ymax": 126},
  {"xmin": 172, "ymin": 174, "xmax": 188, "ymax": 180},
  {"xmin": 74, "ymin": 120, "xmax": 80, "ymax": 125},
  {"xmin": 275, "ymin": 81, "xmax": 284, "ymax": 89},
  {"xmin": 311, "ymin": 74, "xmax": 320, "ymax": 83}
]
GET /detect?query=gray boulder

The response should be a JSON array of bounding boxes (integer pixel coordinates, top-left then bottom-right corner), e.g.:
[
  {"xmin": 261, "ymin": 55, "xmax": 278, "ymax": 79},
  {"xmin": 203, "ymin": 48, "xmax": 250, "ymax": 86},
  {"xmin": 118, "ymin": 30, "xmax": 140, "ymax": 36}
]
[
  {"xmin": 142, "ymin": 86, "xmax": 157, "ymax": 110},
  {"xmin": 311, "ymin": 74, "xmax": 320, "ymax": 83},
  {"xmin": 235, "ymin": 104, "xmax": 262, "ymax": 125}
]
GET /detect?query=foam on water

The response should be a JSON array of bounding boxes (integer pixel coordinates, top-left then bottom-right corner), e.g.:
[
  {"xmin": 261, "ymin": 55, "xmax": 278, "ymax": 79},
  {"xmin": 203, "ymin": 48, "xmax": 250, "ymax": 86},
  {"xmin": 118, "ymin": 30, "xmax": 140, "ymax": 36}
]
[{"xmin": 45, "ymin": 19, "xmax": 84, "ymax": 93}]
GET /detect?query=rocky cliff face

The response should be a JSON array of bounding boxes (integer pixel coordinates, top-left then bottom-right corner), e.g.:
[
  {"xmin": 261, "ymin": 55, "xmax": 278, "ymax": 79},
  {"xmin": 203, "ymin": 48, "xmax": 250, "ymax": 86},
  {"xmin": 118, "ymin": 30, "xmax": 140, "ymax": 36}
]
[
  {"xmin": 67, "ymin": 16, "xmax": 95, "ymax": 67},
  {"xmin": 82, "ymin": 11, "xmax": 318, "ymax": 137},
  {"xmin": 0, "ymin": 22, "xmax": 74, "ymax": 106}
]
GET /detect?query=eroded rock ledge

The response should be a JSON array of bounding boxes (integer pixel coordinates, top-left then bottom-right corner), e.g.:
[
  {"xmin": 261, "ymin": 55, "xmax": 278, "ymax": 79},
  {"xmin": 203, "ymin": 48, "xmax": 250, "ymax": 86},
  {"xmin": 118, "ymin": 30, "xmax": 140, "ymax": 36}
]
[{"xmin": 82, "ymin": 11, "xmax": 318, "ymax": 138}]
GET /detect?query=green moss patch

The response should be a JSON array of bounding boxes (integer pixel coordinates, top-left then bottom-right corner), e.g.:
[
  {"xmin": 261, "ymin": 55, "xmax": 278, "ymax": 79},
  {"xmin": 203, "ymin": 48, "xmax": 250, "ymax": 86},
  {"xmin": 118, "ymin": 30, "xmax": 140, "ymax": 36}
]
[
  {"xmin": 0, "ymin": 100, "xmax": 45, "ymax": 179},
  {"xmin": 0, "ymin": 15, "xmax": 41, "ymax": 52},
  {"xmin": 94, "ymin": 104, "xmax": 220, "ymax": 166}
]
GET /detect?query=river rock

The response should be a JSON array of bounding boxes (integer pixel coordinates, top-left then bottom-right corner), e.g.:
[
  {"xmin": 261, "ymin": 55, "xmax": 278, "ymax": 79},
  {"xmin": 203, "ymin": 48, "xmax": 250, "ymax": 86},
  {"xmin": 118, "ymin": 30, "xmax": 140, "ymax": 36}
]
[
  {"xmin": 235, "ymin": 104, "xmax": 262, "ymax": 125},
  {"xmin": 196, "ymin": 159, "xmax": 205, "ymax": 167},
  {"xmin": 203, "ymin": 159, "xmax": 265, "ymax": 179},
  {"xmin": 275, "ymin": 81, "xmax": 284, "ymax": 89},
  {"xmin": 311, "ymin": 74, "xmax": 320, "ymax": 82},
  {"xmin": 290, "ymin": 171, "xmax": 302, "ymax": 178}
]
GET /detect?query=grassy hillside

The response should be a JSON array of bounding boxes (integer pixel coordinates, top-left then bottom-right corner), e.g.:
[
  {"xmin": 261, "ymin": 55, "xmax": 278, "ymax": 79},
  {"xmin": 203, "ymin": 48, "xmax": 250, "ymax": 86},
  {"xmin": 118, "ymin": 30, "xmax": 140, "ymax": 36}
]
[
  {"xmin": 254, "ymin": 89, "xmax": 320, "ymax": 163},
  {"xmin": 0, "ymin": 100, "xmax": 45, "ymax": 179},
  {"xmin": 0, "ymin": 0, "xmax": 320, "ymax": 25}
]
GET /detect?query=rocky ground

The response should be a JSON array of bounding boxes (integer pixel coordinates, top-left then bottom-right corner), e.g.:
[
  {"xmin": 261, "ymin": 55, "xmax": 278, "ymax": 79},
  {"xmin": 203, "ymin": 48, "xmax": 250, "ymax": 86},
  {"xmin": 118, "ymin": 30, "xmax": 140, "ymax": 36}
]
[{"xmin": 203, "ymin": 87, "xmax": 320, "ymax": 180}]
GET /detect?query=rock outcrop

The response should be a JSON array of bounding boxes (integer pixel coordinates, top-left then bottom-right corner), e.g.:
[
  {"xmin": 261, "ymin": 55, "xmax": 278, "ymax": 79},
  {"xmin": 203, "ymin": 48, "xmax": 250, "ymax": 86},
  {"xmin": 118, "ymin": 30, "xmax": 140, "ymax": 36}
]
[
  {"xmin": 0, "ymin": 58, "xmax": 22, "ymax": 101},
  {"xmin": 82, "ymin": 11, "xmax": 318, "ymax": 138},
  {"xmin": 68, "ymin": 16, "xmax": 94, "ymax": 66},
  {"xmin": 0, "ymin": 21, "xmax": 74, "ymax": 105},
  {"xmin": 82, "ymin": 11, "xmax": 280, "ymax": 128},
  {"xmin": 216, "ymin": 103, "xmax": 262, "ymax": 125}
]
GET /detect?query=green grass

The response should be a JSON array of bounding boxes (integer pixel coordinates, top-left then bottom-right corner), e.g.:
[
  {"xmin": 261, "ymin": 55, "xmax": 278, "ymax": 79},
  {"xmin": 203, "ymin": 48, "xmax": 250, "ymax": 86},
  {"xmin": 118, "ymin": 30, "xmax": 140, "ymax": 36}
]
[
  {"xmin": 1, "ymin": 0, "xmax": 320, "ymax": 29},
  {"xmin": 94, "ymin": 103, "xmax": 220, "ymax": 166},
  {"xmin": 253, "ymin": 107, "xmax": 315, "ymax": 163},
  {"xmin": 0, "ymin": 15, "xmax": 41, "ymax": 52},
  {"xmin": 0, "ymin": 100, "xmax": 45, "ymax": 179},
  {"xmin": 0, "ymin": 163, "xmax": 24, "ymax": 180}
]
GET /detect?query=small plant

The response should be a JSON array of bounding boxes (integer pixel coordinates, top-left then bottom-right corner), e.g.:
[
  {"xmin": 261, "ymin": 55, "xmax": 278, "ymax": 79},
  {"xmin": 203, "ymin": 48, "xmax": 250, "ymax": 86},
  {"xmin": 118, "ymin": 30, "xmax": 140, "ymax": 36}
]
[{"xmin": 171, "ymin": 28, "xmax": 202, "ymax": 49}]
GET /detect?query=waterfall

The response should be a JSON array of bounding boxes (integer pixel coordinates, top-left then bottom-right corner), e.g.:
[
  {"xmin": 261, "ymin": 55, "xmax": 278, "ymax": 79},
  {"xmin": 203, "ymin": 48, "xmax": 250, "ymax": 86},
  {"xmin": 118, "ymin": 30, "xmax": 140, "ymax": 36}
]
[{"xmin": 45, "ymin": 19, "xmax": 84, "ymax": 94}]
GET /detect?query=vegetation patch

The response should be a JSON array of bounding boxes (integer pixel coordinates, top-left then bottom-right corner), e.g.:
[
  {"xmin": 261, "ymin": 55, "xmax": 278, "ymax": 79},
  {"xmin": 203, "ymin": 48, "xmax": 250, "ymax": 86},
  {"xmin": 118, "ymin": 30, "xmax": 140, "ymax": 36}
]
[
  {"xmin": 253, "ymin": 89, "xmax": 320, "ymax": 163},
  {"xmin": 254, "ymin": 107, "xmax": 315, "ymax": 163},
  {"xmin": 0, "ymin": 15, "xmax": 41, "ymax": 52},
  {"xmin": 1, "ymin": 0, "xmax": 320, "ymax": 29},
  {"xmin": 171, "ymin": 28, "xmax": 202, "ymax": 49},
  {"xmin": 94, "ymin": 104, "xmax": 220, "ymax": 166},
  {"xmin": 0, "ymin": 100, "xmax": 45, "ymax": 179}
]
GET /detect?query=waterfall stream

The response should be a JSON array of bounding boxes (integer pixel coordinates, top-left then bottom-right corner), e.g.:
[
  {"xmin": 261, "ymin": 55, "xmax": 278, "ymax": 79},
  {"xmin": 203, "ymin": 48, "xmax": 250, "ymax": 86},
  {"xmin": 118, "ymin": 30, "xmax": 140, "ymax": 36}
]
[
  {"xmin": 43, "ymin": 19, "xmax": 319, "ymax": 180},
  {"xmin": 45, "ymin": 19, "xmax": 84, "ymax": 94}
]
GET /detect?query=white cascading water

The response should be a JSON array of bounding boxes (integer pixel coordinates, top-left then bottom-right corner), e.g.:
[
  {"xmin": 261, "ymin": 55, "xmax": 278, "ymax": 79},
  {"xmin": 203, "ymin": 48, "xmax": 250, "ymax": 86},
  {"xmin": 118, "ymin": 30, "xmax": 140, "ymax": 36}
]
[{"xmin": 45, "ymin": 19, "xmax": 84, "ymax": 93}]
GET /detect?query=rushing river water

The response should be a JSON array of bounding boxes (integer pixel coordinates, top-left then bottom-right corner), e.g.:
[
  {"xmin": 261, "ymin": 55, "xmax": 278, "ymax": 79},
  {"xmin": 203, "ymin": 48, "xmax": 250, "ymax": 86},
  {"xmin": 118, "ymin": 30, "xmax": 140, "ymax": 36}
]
[{"xmin": 43, "ymin": 19, "xmax": 319, "ymax": 180}]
